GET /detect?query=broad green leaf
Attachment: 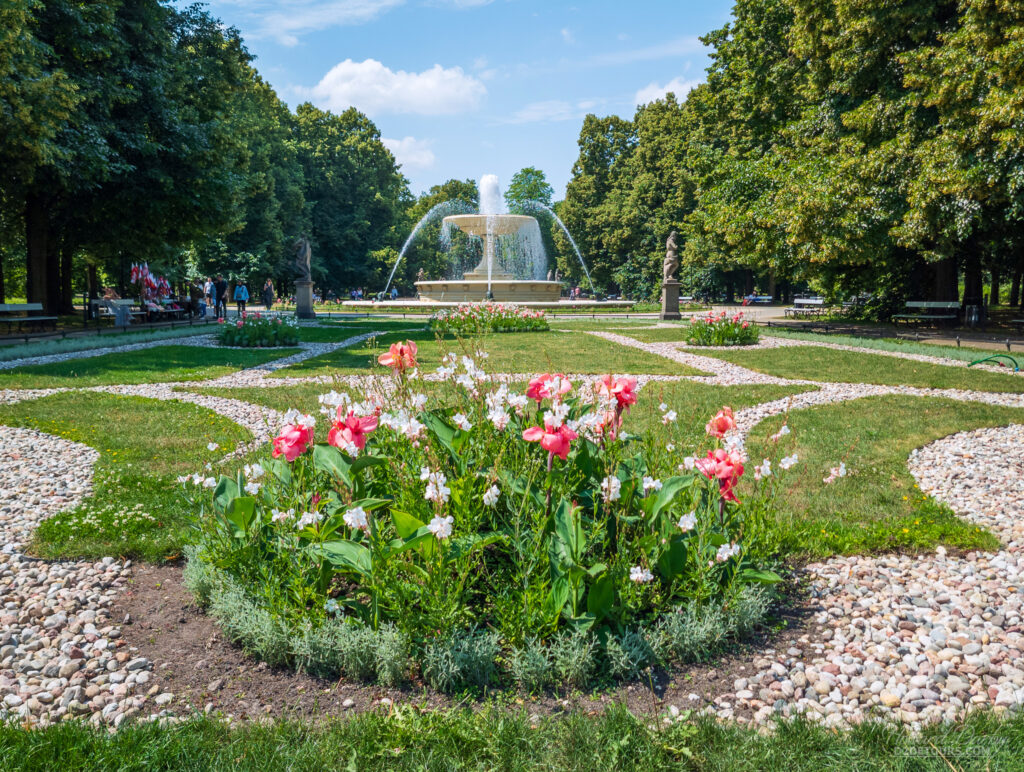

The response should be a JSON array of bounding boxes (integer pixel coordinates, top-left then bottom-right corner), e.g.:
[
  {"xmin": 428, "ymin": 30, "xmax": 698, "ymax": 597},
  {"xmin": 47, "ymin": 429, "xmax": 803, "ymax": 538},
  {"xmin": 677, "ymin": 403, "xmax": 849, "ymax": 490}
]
[
  {"xmin": 586, "ymin": 573, "xmax": 615, "ymax": 620},
  {"xmin": 213, "ymin": 476, "xmax": 239, "ymax": 514},
  {"xmin": 316, "ymin": 540, "xmax": 372, "ymax": 577},
  {"xmin": 739, "ymin": 568, "xmax": 783, "ymax": 584},
  {"xmin": 313, "ymin": 444, "xmax": 352, "ymax": 487}
]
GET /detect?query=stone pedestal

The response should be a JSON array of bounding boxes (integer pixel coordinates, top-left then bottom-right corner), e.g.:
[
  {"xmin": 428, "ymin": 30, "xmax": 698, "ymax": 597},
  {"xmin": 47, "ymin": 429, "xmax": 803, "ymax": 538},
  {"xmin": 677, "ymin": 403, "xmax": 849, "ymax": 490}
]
[
  {"xmin": 294, "ymin": 280, "xmax": 316, "ymax": 319},
  {"xmin": 660, "ymin": 280, "xmax": 682, "ymax": 320}
]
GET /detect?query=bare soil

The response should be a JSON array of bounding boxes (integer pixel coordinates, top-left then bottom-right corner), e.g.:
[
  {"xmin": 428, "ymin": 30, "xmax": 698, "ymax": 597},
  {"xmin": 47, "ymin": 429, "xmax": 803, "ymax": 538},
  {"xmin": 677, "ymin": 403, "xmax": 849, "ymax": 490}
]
[{"xmin": 112, "ymin": 563, "xmax": 827, "ymax": 722}]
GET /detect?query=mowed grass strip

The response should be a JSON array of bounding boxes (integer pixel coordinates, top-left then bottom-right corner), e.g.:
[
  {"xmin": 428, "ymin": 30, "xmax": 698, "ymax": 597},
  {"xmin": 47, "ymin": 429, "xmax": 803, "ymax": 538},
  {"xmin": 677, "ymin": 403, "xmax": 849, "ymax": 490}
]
[
  {"xmin": 688, "ymin": 344, "xmax": 1024, "ymax": 393},
  {"xmin": 0, "ymin": 345, "xmax": 302, "ymax": 389},
  {"xmin": 0, "ymin": 706, "xmax": 1022, "ymax": 771},
  {"xmin": 745, "ymin": 394, "xmax": 1024, "ymax": 558},
  {"xmin": 273, "ymin": 330, "xmax": 706, "ymax": 377},
  {"xmin": 0, "ymin": 391, "xmax": 250, "ymax": 561},
  {"xmin": 297, "ymin": 322, "xmax": 425, "ymax": 343}
]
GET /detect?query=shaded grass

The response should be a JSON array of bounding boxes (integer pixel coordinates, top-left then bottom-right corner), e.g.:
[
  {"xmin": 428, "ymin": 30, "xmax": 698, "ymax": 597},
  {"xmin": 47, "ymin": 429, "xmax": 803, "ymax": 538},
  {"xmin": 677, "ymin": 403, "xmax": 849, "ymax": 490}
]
[
  {"xmin": 274, "ymin": 330, "xmax": 704, "ymax": 377},
  {"xmin": 694, "ymin": 345, "xmax": 1024, "ymax": 393},
  {"xmin": 0, "ymin": 326, "xmax": 220, "ymax": 362},
  {"xmin": 0, "ymin": 391, "xmax": 250, "ymax": 561},
  {"xmin": 0, "ymin": 345, "xmax": 301, "ymax": 389},
  {"xmin": 1, "ymin": 707, "xmax": 1022, "ymax": 771},
  {"xmin": 765, "ymin": 327, "xmax": 1018, "ymax": 361},
  {"xmin": 746, "ymin": 394, "xmax": 1024, "ymax": 557}
]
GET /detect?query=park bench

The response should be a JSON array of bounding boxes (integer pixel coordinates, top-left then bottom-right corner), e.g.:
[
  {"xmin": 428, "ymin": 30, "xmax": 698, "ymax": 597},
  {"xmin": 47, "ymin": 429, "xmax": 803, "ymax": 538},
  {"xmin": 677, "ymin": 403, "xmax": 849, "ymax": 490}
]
[
  {"xmin": 892, "ymin": 301, "xmax": 961, "ymax": 327},
  {"xmin": 784, "ymin": 297, "xmax": 826, "ymax": 318},
  {"xmin": 92, "ymin": 299, "xmax": 145, "ymax": 326},
  {"xmin": 0, "ymin": 303, "xmax": 58, "ymax": 333},
  {"xmin": 1013, "ymin": 318, "xmax": 1024, "ymax": 333}
]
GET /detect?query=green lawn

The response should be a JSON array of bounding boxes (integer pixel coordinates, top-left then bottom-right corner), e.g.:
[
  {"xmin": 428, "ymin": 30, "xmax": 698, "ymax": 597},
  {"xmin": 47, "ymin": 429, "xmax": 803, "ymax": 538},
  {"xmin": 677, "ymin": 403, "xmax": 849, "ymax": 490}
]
[
  {"xmin": 1, "ymin": 707, "xmax": 1021, "ymax": 771},
  {"xmin": 273, "ymin": 330, "xmax": 705, "ymax": 377},
  {"xmin": 745, "ymin": 394, "xmax": 1024, "ymax": 557},
  {"xmin": 183, "ymin": 382, "xmax": 348, "ymax": 415},
  {"xmin": 0, "ymin": 391, "xmax": 250, "ymax": 561},
  {"xmin": 298, "ymin": 321, "xmax": 426, "ymax": 342},
  {"xmin": 691, "ymin": 345, "xmax": 1024, "ymax": 393},
  {"xmin": 0, "ymin": 345, "xmax": 302, "ymax": 389}
]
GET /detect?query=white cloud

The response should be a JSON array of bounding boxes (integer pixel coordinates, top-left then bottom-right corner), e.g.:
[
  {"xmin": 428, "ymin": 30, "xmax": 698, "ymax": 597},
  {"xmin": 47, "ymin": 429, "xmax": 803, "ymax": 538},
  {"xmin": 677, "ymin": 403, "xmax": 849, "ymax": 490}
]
[
  {"xmin": 305, "ymin": 59, "xmax": 486, "ymax": 116},
  {"xmin": 635, "ymin": 77, "xmax": 702, "ymax": 105},
  {"xmin": 561, "ymin": 27, "xmax": 575, "ymax": 44},
  {"xmin": 251, "ymin": 0, "xmax": 405, "ymax": 46},
  {"xmin": 505, "ymin": 98, "xmax": 604, "ymax": 124},
  {"xmin": 382, "ymin": 136, "xmax": 436, "ymax": 170},
  {"xmin": 589, "ymin": 36, "xmax": 704, "ymax": 67}
]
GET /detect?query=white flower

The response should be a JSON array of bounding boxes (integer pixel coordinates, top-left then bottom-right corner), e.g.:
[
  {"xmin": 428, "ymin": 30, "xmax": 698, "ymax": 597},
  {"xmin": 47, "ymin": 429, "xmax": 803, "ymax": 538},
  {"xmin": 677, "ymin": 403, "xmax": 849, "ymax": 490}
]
[
  {"xmin": 271, "ymin": 508, "xmax": 294, "ymax": 523},
  {"xmin": 823, "ymin": 462, "xmax": 848, "ymax": 484},
  {"xmin": 475, "ymin": 349, "xmax": 489, "ymax": 359},
  {"xmin": 677, "ymin": 511, "xmax": 697, "ymax": 532},
  {"xmin": 629, "ymin": 565, "xmax": 654, "ymax": 583},
  {"xmin": 422, "ymin": 469, "xmax": 451, "ymax": 503},
  {"xmin": 243, "ymin": 482, "xmax": 261, "ymax": 495},
  {"xmin": 770, "ymin": 425, "xmax": 791, "ymax": 442},
  {"xmin": 682, "ymin": 456, "xmax": 696, "ymax": 470},
  {"xmin": 296, "ymin": 511, "xmax": 323, "ymax": 529},
  {"xmin": 191, "ymin": 473, "xmax": 204, "ymax": 485},
  {"xmin": 507, "ymin": 393, "xmax": 529, "ymax": 415},
  {"xmin": 666, "ymin": 443, "xmax": 676, "ymax": 452},
  {"xmin": 779, "ymin": 453, "xmax": 799, "ymax": 470},
  {"xmin": 483, "ymin": 484, "xmax": 500, "ymax": 507},
  {"xmin": 436, "ymin": 365, "xmax": 455, "ymax": 379},
  {"xmin": 281, "ymin": 408, "xmax": 315, "ymax": 430},
  {"xmin": 662, "ymin": 410, "xmax": 677, "ymax": 425},
  {"xmin": 207, "ymin": 442, "xmax": 219, "ymax": 452},
  {"xmin": 344, "ymin": 506, "xmax": 369, "ymax": 533},
  {"xmin": 487, "ymin": 407, "xmax": 510, "ymax": 431},
  {"xmin": 428, "ymin": 514, "xmax": 454, "ymax": 540},
  {"xmin": 600, "ymin": 475, "xmax": 621, "ymax": 502},
  {"xmin": 715, "ymin": 542, "xmax": 741, "ymax": 562},
  {"xmin": 753, "ymin": 459, "xmax": 772, "ymax": 481},
  {"xmin": 318, "ymin": 390, "xmax": 350, "ymax": 415},
  {"xmin": 202, "ymin": 477, "xmax": 217, "ymax": 488},
  {"xmin": 176, "ymin": 475, "xmax": 190, "ymax": 484},
  {"xmin": 324, "ymin": 598, "xmax": 340, "ymax": 614},
  {"xmin": 244, "ymin": 463, "xmax": 264, "ymax": 480},
  {"xmin": 410, "ymin": 393, "xmax": 427, "ymax": 411},
  {"xmin": 453, "ymin": 413, "xmax": 473, "ymax": 431},
  {"xmin": 659, "ymin": 402, "xmax": 668, "ymax": 412},
  {"xmin": 543, "ymin": 401, "xmax": 571, "ymax": 428},
  {"xmin": 642, "ymin": 476, "xmax": 663, "ymax": 495}
]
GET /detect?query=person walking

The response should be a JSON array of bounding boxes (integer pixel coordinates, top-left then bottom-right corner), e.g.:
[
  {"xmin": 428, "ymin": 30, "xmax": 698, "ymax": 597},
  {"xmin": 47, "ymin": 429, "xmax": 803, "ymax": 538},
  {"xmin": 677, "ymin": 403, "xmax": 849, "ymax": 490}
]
[
  {"xmin": 214, "ymin": 274, "xmax": 228, "ymax": 318},
  {"xmin": 262, "ymin": 279, "xmax": 275, "ymax": 310},
  {"xmin": 234, "ymin": 280, "xmax": 250, "ymax": 316},
  {"xmin": 189, "ymin": 280, "xmax": 206, "ymax": 318},
  {"xmin": 204, "ymin": 277, "xmax": 214, "ymax": 306}
]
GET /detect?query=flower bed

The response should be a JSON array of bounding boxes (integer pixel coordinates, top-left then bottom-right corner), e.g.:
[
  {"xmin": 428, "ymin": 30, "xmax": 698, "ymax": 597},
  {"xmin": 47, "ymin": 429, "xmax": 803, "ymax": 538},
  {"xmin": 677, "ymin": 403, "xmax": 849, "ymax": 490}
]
[
  {"xmin": 183, "ymin": 339, "xmax": 804, "ymax": 692},
  {"xmin": 684, "ymin": 310, "xmax": 759, "ymax": 346},
  {"xmin": 429, "ymin": 303, "xmax": 549, "ymax": 335},
  {"xmin": 217, "ymin": 313, "xmax": 300, "ymax": 347}
]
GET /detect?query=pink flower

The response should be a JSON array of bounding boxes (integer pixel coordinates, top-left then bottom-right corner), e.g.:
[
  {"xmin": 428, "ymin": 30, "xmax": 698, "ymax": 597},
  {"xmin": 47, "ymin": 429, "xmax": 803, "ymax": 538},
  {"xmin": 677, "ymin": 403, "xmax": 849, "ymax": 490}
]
[
  {"xmin": 597, "ymin": 374, "xmax": 638, "ymax": 411},
  {"xmin": 272, "ymin": 423, "xmax": 315, "ymax": 462},
  {"xmin": 695, "ymin": 448, "xmax": 745, "ymax": 502},
  {"xmin": 236, "ymin": 320, "xmax": 244, "ymax": 328},
  {"xmin": 523, "ymin": 422, "xmax": 577, "ymax": 460},
  {"xmin": 378, "ymin": 340, "xmax": 418, "ymax": 372},
  {"xmin": 705, "ymin": 407, "xmax": 737, "ymax": 438},
  {"xmin": 327, "ymin": 410, "xmax": 378, "ymax": 453},
  {"xmin": 526, "ymin": 373, "xmax": 573, "ymax": 404}
]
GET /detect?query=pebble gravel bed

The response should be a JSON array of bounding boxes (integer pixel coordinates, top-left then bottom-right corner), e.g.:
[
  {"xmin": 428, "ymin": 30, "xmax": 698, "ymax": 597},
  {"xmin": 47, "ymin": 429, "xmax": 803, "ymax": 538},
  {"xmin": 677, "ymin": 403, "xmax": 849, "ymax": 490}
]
[{"xmin": 0, "ymin": 428, "xmax": 170, "ymax": 728}]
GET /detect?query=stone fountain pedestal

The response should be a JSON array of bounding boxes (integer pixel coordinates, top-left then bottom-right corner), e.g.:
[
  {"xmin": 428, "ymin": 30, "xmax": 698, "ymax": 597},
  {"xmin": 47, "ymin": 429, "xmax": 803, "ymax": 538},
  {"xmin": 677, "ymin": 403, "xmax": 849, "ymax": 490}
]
[
  {"xmin": 294, "ymin": 280, "xmax": 316, "ymax": 319},
  {"xmin": 660, "ymin": 280, "xmax": 682, "ymax": 320}
]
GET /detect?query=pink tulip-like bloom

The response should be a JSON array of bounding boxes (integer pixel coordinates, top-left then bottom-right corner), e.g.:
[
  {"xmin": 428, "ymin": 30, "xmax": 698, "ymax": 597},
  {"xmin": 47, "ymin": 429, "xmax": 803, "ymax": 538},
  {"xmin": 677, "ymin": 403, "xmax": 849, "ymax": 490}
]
[
  {"xmin": 523, "ymin": 422, "xmax": 578, "ymax": 460},
  {"xmin": 378, "ymin": 340, "xmax": 418, "ymax": 372},
  {"xmin": 597, "ymin": 374, "xmax": 638, "ymax": 411},
  {"xmin": 526, "ymin": 373, "xmax": 573, "ymax": 404},
  {"xmin": 695, "ymin": 448, "xmax": 744, "ymax": 502},
  {"xmin": 705, "ymin": 407, "xmax": 737, "ymax": 438},
  {"xmin": 327, "ymin": 409, "xmax": 378, "ymax": 453},
  {"xmin": 272, "ymin": 423, "xmax": 315, "ymax": 462}
]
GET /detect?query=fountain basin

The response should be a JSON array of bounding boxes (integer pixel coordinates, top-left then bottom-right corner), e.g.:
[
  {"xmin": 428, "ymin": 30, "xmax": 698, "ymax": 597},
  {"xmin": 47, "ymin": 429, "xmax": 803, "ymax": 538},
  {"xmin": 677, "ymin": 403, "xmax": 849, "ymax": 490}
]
[{"xmin": 415, "ymin": 279, "xmax": 562, "ymax": 303}]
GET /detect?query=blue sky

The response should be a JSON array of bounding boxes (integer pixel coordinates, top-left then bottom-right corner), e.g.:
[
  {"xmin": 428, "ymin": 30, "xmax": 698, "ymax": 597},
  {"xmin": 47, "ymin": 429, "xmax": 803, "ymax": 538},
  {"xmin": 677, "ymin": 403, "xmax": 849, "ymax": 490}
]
[{"xmin": 194, "ymin": 0, "xmax": 735, "ymax": 199}]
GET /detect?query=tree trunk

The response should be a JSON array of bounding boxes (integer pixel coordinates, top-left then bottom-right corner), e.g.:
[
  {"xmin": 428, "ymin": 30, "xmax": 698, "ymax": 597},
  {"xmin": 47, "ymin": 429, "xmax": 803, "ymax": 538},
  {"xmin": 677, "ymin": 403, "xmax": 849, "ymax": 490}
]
[
  {"xmin": 962, "ymin": 247, "xmax": 983, "ymax": 308},
  {"xmin": 0, "ymin": 253, "xmax": 5, "ymax": 304},
  {"xmin": 990, "ymin": 270, "xmax": 1001, "ymax": 307},
  {"xmin": 45, "ymin": 238, "xmax": 60, "ymax": 315},
  {"xmin": 743, "ymin": 269, "xmax": 754, "ymax": 296},
  {"xmin": 1011, "ymin": 270, "xmax": 1022, "ymax": 309},
  {"xmin": 769, "ymin": 272, "xmax": 779, "ymax": 301},
  {"xmin": 24, "ymin": 193, "xmax": 49, "ymax": 307},
  {"xmin": 59, "ymin": 240, "xmax": 75, "ymax": 315},
  {"xmin": 933, "ymin": 255, "xmax": 959, "ymax": 301},
  {"xmin": 723, "ymin": 271, "xmax": 735, "ymax": 303}
]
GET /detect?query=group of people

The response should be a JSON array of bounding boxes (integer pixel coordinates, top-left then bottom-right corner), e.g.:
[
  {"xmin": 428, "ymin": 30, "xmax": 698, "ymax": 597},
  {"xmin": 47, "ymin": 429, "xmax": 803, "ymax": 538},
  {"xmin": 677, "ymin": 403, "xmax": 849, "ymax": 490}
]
[{"xmin": 198, "ymin": 277, "xmax": 277, "ymax": 318}]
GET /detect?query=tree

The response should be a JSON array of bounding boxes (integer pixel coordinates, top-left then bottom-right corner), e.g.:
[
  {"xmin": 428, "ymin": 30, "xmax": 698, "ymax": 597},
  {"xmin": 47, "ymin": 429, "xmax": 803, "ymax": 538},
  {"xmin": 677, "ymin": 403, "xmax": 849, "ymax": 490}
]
[{"xmin": 504, "ymin": 167, "xmax": 554, "ymax": 212}]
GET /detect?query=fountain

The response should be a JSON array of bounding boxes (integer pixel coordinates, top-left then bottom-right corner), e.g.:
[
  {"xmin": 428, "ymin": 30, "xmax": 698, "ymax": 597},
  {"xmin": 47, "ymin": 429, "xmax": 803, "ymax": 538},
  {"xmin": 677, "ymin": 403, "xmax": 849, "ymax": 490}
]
[{"xmin": 414, "ymin": 175, "xmax": 563, "ymax": 303}]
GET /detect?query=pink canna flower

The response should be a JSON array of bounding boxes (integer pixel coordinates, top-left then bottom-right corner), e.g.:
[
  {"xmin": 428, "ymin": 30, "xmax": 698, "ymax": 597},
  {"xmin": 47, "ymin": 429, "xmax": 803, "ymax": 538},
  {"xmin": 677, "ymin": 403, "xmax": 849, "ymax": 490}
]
[
  {"xmin": 272, "ymin": 423, "xmax": 315, "ymax": 463},
  {"xmin": 526, "ymin": 373, "xmax": 573, "ymax": 404},
  {"xmin": 705, "ymin": 407, "xmax": 737, "ymax": 438},
  {"xmin": 378, "ymin": 340, "xmax": 418, "ymax": 372},
  {"xmin": 695, "ymin": 448, "xmax": 744, "ymax": 502},
  {"xmin": 523, "ymin": 422, "xmax": 578, "ymax": 460},
  {"xmin": 597, "ymin": 374, "xmax": 638, "ymax": 411},
  {"xmin": 328, "ymin": 409, "xmax": 378, "ymax": 454}
]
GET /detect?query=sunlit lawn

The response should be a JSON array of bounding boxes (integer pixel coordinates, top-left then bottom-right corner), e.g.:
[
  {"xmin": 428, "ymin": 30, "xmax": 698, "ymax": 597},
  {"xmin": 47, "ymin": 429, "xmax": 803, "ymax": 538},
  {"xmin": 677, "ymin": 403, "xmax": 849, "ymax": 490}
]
[{"xmin": 0, "ymin": 345, "xmax": 302, "ymax": 389}]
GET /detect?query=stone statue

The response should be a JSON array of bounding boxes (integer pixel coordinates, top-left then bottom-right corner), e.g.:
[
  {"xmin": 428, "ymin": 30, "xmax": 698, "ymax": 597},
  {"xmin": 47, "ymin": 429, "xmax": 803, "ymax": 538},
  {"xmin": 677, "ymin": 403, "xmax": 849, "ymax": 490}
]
[
  {"xmin": 417, "ymin": 268, "xmax": 425, "ymax": 283},
  {"xmin": 547, "ymin": 270, "xmax": 553, "ymax": 281},
  {"xmin": 663, "ymin": 230, "xmax": 679, "ymax": 283},
  {"xmin": 292, "ymin": 235, "xmax": 312, "ymax": 282}
]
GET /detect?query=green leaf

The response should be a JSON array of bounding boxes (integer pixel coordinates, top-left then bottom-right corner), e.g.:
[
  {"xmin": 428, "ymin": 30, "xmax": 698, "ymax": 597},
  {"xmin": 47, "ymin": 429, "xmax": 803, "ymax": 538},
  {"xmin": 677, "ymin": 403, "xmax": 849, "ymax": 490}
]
[
  {"xmin": 390, "ymin": 509, "xmax": 425, "ymax": 539},
  {"xmin": 553, "ymin": 498, "xmax": 583, "ymax": 559},
  {"xmin": 313, "ymin": 444, "xmax": 352, "ymax": 487},
  {"xmin": 739, "ymin": 568, "xmax": 783, "ymax": 585},
  {"xmin": 543, "ymin": 576, "xmax": 570, "ymax": 622},
  {"xmin": 316, "ymin": 540, "xmax": 372, "ymax": 577},
  {"xmin": 213, "ymin": 476, "xmax": 239, "ymax": 514},
  {"xmin": 350, "ymin": 455, "xmax": 387, "ymax": 476},
  {"xmin": 642, "ymin": 475, "xmax": 692, "ymax": 524},
  {"xmin": 586, "ymin": 573, "xmax": 615, "ymax": 620},
  {"xmin": 225, "ymin": 495, "xmax": 256, "ymax": 538}
]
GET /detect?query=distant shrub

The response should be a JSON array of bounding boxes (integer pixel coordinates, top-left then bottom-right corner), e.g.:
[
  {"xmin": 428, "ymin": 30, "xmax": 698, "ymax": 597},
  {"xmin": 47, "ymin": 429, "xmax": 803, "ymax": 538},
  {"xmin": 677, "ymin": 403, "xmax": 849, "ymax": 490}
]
[
  {"xmin": 685, "ymin": 310, "xmax": 759, "ymax": 346},
  {"xmin": 218, "ymin": 313, "xmax": 299, "ymax": 347}
]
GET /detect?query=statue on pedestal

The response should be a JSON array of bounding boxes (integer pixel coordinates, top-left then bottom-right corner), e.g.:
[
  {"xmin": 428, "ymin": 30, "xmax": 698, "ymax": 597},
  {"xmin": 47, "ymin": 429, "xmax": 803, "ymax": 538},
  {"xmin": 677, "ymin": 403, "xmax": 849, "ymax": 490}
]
[
  {"xmin": 292, "ymin": 235, "xmax": 312, "ymax": 282},
  {"xmin": 663, "ymin": 230, "xmax": 679, "ymax": 283},
  {"xmin": 660, "ymin": 230, "xmax": 681, "ymax": 321}
]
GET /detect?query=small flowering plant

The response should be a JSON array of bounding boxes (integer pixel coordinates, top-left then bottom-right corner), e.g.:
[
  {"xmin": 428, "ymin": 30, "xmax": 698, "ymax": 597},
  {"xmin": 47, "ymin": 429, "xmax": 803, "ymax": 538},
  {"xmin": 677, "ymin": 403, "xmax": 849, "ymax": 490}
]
[
  {"xmin": 430, "ymin": 302, "xmax": 549, "ymax": 335},
  {"xmin": 186, "ymin": 338, "xmax": 799, "ymax": 666},
  {"xmin": 218, "ymin": 312, "xmax": 300, "ymax": 347},
  {"xmin": 684, "ymin": 310, "xmax": 759, "ymax": 346}
]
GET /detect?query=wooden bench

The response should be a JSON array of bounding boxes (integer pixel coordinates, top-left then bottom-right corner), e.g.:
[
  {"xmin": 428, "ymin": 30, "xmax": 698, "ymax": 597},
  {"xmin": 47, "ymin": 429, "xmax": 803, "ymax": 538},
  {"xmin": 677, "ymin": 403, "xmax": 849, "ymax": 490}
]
[
  {"xmin": 0, "ymin": 303, "xmax": 58, "ymax": 333},
  {"xmin": 785, "ymin": 297, "xmax": 826, "ymax": 318},
  {"xmin": 92, "ymin": 299, "xmax": 145, "ymax": 326},
  {"xmin": 1013, "ymin": 319, "xmax": 1024, "ymax": 333},
  {"xmin": 892, "ymin": 301, "xmax": 961, "ymax": 326}
]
